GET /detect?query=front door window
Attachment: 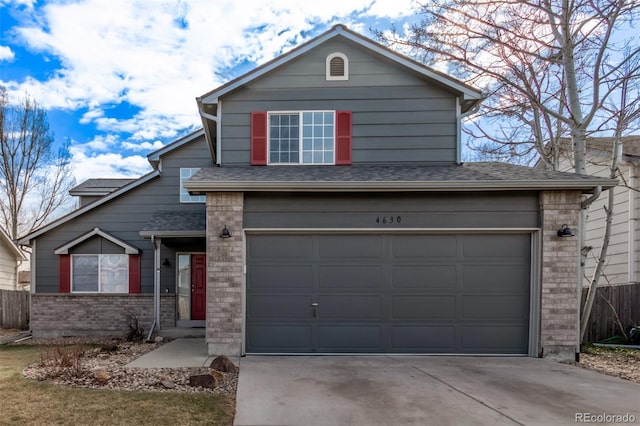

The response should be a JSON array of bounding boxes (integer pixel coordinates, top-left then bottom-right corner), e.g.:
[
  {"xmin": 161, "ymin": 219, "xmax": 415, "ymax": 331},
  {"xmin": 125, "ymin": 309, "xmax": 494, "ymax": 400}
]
[{"xmin": 177, "ymin": 254, "xmax": 191, "ymax": 320}]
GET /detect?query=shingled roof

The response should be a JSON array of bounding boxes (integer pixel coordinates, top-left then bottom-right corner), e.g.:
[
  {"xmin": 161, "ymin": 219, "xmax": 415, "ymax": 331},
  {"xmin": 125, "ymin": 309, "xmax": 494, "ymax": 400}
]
[
  {"xmin": 184, "ymin": 162, "xmax": 616, "ymax": 193},
  {"xmin": 558, "ymin": 136, "xmax": 640, "ymax": 158},
  {"xmin": 140, "ymin": 211, "xmax": 206, "ymax": 237},
  {"xmin": 69, "ymin": 178, "xmax": 136, "ymax": 196}
]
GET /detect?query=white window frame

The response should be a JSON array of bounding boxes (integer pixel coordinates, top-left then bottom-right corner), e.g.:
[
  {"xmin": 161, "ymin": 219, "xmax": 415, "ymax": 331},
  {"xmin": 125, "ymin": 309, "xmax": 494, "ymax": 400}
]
[
  {"xmin": 326, "ymin": 52, "xmax": 349, "ymax": 80},
  {"xmin": 180, "ymin": 168, "xmax": 205, "ymax": 203},
  {"xmin": 267, "ymin": 110, "xmax": 336, "ymax": 165},
  {"xmin": 71, "ymin": 254, "xmax": 129, "ymax": 293}
]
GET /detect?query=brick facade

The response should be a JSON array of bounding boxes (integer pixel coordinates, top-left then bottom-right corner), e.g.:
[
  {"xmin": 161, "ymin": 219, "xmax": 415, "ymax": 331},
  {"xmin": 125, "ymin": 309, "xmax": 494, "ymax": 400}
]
[
  {"xmin": 30, "ymin": 294, "xmax": 175, "ymax": 338},
  {"xmin": 540, "ymin": 190, "xmax": 583, "ymax": 360},
  {"xmin": 206, "ymin": 192, "xmax": 244, "ymax": 356}
]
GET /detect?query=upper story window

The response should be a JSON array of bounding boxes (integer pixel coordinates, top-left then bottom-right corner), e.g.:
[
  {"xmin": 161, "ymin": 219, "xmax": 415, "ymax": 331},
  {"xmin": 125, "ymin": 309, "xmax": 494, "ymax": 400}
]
[
  {"xmin": 326, "ymin": 52, "xmax": 348, "ymax": 80},
  {"xmin": 269, "ymin": 111, "xmax": 335, "ymax": 164},
  {"xmin": 180, "ymin": 168, "xmax": 205, "ymax": 203}
]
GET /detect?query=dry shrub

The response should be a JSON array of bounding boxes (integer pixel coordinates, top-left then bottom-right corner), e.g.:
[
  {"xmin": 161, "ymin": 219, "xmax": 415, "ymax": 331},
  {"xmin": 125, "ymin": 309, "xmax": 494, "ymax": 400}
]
[
  {"xmin": 39, "ymin": 345, "xmax": 85, "ymax": 379},
  {"xmin": 124, "ymin": 312, "xmax": 145, "ymax": 342}
]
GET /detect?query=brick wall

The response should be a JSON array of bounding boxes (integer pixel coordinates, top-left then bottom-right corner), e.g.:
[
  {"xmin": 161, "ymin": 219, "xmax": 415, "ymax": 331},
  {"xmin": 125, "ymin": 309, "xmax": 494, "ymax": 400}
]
[
  {"xmin": 540, "ymin": 190, "xmax": 582, "ymax": 360},
  {"xmin": 31, "ymin": 294, "xmax": 175, "ymax": 338},
  {"xmin": 206, "ymin": 192, "xmax": 244, "ymax": 356}
]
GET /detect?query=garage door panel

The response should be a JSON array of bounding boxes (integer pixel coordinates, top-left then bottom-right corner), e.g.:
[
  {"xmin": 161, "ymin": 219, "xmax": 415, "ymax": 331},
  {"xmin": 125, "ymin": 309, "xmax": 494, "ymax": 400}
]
[
  {"xmin": 248, "ymin": 235, "xmax": 313, "ymax": 258},
  {"xmin": 462, "ymin": 295, "xmax": 529, "ymax": 320},
  {"xmin": 391, "ymin": 326, "xmax": 456, "ymax": 352},
  {"xmin": 463, "ymin": 234, "xmax": 530, "ymax": 258},
  {"xmin": 462, "ymin": 265, "xmax": 530, "ymax": 291},
  {"xmin": 461, "ymin": 325, "xmax": 529, "ymax": 354},
  {"xmin": 317, "ymin": 295, "xmax": 382, "ymax": 319},
  {"xmin": 392, "ymin": 235, "xmax": 457, "ymax": 258},
  {"xmin": 392, "ymin": 295, "xmax": 457, "ymax": 319},
  {"xmin": 318, "ymin": 235, "xmax": 383, "ymax": 258},
  {"xmin": 246, "ymin": 233, "xmax": 531, "ymax": 354},
  {"xmin": 317, "ymin": 325, "xmax": 382, "ymax": 350},
  {"xmin": 248, "ymin": 295, "xmax": 312, "ymax": 319},
  {"xmin": 392, "ymin": 265, "xmax": 457, "ymax": 289},
  {"xmin": 248, "ymin": 325, "xmax": 312, "ymax": 352},
  {"xmin": 248, "ymin": 265, "xmax": 314, "ymax": 289},
  {"xmin": 319, "ymin": 265, "xmax": 383, "ymax": 289}
]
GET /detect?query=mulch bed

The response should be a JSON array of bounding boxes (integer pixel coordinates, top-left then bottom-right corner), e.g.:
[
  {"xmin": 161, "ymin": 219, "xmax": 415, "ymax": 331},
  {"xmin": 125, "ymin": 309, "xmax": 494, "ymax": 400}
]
[{"xmin": 14, "ymin": 336, "xmax": 237, "ymax": 396}]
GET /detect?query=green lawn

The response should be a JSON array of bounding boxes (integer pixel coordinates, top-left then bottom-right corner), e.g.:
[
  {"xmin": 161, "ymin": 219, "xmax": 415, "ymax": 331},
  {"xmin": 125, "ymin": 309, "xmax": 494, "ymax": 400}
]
[{"xmin": 0, "ymin": 345, "xmax": 235, "ymax": 426}]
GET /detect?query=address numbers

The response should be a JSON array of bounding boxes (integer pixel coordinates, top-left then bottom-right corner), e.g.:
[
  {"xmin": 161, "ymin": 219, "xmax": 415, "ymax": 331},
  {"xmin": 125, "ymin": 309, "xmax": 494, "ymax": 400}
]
[{"xmin": 375, "ymin": 216, "xmax": 402, "ymax": 224}]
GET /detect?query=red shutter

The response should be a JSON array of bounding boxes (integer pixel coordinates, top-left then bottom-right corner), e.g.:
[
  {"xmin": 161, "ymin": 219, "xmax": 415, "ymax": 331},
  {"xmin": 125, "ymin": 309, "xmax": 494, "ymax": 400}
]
[
  {"xmin": 251, "ymin": 111, "xmax": 268, "ymax": 165},
  {"xmin": 59, "ymin": 255, "xmax": 71, "ymax": 293},
  {"xmin": 128, "ymin": 254, "xmax": 141, "ymax": 294},
  {"xmin": 335, "ymin": 110, "xmax": 352, "ymax": 165}
]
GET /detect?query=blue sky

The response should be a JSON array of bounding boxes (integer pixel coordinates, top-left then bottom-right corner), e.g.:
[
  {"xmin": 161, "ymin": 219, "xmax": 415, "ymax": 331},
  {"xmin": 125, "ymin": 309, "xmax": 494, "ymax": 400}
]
[{"xmin": 1, "ymin": 0, "xmax": 419, "ymax": 182}]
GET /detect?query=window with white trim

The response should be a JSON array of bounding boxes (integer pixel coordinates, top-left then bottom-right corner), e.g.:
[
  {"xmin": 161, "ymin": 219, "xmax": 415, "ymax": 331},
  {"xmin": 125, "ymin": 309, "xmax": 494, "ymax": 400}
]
[
  {"xmin": 71, "ymin": 254, "xmax": 128, "ymax": 293},
  {"xmin": 326, "ymin": 52, "xmax": 348, "ymax": 80},
  {"xmin": 269, "ymin": 111, "xmax": 335, "ymax": 164},
  {"xmin": 180, "ymin": 168, "xmax": 205, "ymax": 203}
]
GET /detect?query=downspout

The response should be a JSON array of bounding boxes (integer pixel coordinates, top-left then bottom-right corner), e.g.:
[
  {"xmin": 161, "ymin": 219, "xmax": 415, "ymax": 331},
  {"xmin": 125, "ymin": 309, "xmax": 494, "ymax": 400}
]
[
  {"xmin": 457, "ymin": 98, "xmax": 482, "ymax": 164},
  {"xmin": 198, "ymin": 104, "xmax": 221, "ymax": 166},
  {"xmin": 147, "ymin": 235, "xmax": 160, "ymax": 341},
  {"xmin": 629, "ymin": 164, "xmax": 637, "ymax": 284}
]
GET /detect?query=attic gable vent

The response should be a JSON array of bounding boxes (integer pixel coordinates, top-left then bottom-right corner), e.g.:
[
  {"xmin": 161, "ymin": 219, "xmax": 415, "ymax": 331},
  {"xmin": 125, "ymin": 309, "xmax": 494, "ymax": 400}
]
[{"xmin": 326, "ymin": 52, "xmax": 348, "ymax": 80}]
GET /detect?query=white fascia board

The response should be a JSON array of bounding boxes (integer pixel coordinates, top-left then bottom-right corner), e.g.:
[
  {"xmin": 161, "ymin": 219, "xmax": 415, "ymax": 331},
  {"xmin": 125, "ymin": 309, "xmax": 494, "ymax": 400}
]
[
  {"xmin": 184, "ymin": 178, "xmax": 617, "ymax": 193},
  {"xmin": 18, "ymin": 171, "xmax": 161, "ymax": 245},
  {"xmin": 54, "ymin": 227, "xmax": 139, "ymax": 255},
  {"xmin": 200, "ymin": 27, "xmax": 482, "ymax": 104},
  {"xmin": 0, "ymin": 227, "xmax": 25, "ymax": 260}
]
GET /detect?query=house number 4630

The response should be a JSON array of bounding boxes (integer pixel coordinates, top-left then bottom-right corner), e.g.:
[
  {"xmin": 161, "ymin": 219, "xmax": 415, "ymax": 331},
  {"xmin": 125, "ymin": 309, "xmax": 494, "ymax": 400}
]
[{"xmin": 376, "ymin": 216, "xmax": 401, "ymax": 224}]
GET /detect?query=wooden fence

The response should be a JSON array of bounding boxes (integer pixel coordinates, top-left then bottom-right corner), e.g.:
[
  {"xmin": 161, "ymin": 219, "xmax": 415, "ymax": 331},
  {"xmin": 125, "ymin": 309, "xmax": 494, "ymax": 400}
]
[
  {"xmin": 0, "ymin": 289, "xmax": 29, "ymax": 330},
  {"xmin": 581, "ymin": 283, "xmax": 640, "ymax": 343}
]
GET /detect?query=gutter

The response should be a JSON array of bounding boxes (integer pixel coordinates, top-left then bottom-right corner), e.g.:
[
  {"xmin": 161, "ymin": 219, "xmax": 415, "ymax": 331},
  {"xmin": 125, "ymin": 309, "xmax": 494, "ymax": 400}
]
[
  {"xmin": 630, "ymin": 165, "xmax": 637, "ymax": 284},
  {"xmin": 185, "ymin": 179, "xmax": 618, "ymax": 193}
]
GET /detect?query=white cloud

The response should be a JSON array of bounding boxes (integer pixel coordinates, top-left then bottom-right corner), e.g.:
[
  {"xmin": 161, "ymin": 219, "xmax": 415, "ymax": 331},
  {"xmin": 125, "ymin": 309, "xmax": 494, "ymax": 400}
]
[
  {"xmin": 69, "ymin": 134, "xmax": 119, "ymax": 155},
  {"xmin": 121, "ymin": 140, "xmax": 164, "ymax": 152},
  {"xmin": 0, "ymin": 45, "xmax": 15, "ymax": 61},
  {"xmin": 70, "ymin": 151, "xmax": 152, "ymax": 183},
  {"xmin": 6, "ymin": 0, "xmax": 416, "ymax": 141}
]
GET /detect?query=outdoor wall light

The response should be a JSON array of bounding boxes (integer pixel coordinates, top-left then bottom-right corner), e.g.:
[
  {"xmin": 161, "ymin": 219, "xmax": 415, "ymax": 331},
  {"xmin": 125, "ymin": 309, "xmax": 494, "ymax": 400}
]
[
  {"xmin": 162, "ymin": 258, "xmax": 171, "ymax": 267},
  {"xmin": 219, "ymin": 225, "xmax": 232, "ymax": 239},
  {"xmin": 557, "ymin": 224, "xmax": 575, "ymax": 237}
]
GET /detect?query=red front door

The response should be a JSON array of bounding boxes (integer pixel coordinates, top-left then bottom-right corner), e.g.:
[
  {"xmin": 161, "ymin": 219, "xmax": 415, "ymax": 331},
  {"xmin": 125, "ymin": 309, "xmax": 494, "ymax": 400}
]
[{"xmin": 191, "ymin": 254, "xmax": 206, "ymax": 321}]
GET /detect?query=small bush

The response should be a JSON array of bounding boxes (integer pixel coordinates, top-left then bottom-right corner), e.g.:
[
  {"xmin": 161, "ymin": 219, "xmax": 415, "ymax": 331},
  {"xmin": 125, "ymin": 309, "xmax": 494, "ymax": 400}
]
[
  {"xmin": 39, "ymin": 345, "xmax": 84, "ymax": 378},
  {"xmin": 124, "ymin": 312, "xmax": 145, "ymax": 342}
]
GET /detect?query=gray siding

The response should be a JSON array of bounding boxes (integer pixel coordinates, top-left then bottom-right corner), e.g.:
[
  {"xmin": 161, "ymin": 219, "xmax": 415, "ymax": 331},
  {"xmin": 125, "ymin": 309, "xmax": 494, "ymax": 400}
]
[
  {"xmin": 221, "ymin": 37, "xmax": 459, "ymax": 166},
  {"xmin": 244, "ymin": 192, "xmax": 540, "ymax": 229},
  {"xmin": 34, "ymin": 135, "xmax": 212, "ymax": 294}
]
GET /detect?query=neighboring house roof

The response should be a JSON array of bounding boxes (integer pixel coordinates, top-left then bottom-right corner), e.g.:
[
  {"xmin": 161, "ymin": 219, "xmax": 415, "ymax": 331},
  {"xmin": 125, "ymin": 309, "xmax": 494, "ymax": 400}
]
[
  {"xmin": 0, "ymin": 227, "xmax": 25, "ymax": 260},
  {"xmin": 558, "ymin": 136, "xmax": 640, "ymax": 160},
  {"xmin": 69, "ymin": 178, "xmax": 136, "ymax": 196},
  {"xmin": 185, "ymin": 162, "xmax": 617, "ymax": 193},
  {"xmin": 54, "ymin": 227, "xmax": 139, "ymax": 255},
  {"xmin": 140, "ymin": 211, "xmax": 206, "ymax": 238},
  {"xmin": 197, "ymin": 24, "xmax": 483, "ymax": 112}
]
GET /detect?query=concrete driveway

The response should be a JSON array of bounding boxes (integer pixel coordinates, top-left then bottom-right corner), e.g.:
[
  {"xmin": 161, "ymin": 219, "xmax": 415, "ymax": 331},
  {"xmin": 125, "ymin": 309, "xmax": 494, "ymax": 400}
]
[{"xmin": 234, "ymin": 356, "xmax": 639, "ymax": 426}]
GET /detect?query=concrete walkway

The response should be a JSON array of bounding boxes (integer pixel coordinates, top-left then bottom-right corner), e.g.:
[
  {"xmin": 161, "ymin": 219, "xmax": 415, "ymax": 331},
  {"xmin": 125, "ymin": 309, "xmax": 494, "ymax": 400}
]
[
  {"xmin": 126, "ymin": 338, "xmax": 215, "ymax": 368},
  {"xmin": 234, "ymin": 356, "xmax": 640, "ymax": 426}
]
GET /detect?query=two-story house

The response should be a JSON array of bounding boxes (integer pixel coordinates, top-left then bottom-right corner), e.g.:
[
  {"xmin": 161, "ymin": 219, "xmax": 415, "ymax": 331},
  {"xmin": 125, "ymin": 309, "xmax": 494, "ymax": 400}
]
[{"xmin": 19, "ymin": 25, "xmax": 616, "ymax": 361}]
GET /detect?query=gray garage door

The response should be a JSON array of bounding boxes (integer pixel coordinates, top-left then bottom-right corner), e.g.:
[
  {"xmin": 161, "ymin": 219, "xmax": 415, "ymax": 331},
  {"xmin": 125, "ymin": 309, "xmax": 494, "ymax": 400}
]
[{"xmin": 246, "ymin": 233, "xmax": 530, "ymax": 354}]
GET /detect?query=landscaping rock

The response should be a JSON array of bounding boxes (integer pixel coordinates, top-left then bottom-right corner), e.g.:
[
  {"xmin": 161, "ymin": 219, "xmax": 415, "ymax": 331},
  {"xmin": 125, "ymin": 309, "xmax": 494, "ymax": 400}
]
[
  {"xmin": 209, "ymin": 370, "xmax": 224, "ymax": 381},
  {"xmin": 189, "ymin": 373, "xmax": 218, "ymax": 388},
  {"xmin": 160, "ymin": 380, "xmax": 175, "ymax": 389},
  {"xmin": 93, "ymin": 369, "xmax": 111, "ymax": 382},
  {"xmin": 209, "ymin": 355, "xmax": 238, "ymax": 373}
]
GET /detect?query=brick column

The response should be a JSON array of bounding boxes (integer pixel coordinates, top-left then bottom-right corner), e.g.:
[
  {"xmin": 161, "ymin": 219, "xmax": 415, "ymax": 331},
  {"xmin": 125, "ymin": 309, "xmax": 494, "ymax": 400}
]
[
  {"xmin": 206, "ymin": 192, "xmax": 244, "ymax": 356},
  {"xmin": 539, "ymin": 190, "xmax": 582, "ymax": 361}
]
